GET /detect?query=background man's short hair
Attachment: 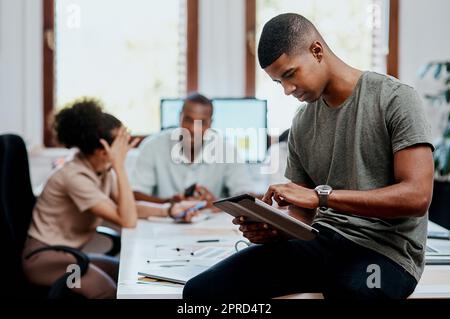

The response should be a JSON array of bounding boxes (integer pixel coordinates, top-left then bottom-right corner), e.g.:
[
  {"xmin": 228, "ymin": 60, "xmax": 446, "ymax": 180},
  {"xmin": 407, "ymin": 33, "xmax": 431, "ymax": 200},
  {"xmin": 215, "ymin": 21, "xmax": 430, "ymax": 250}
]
[
  {"xmin": 258, "ymin": 13, "xmax": 318, "ymax": 69},
  {"xmin": 182, "ymin": 92, "xmax": 214, "ymax": 114}
]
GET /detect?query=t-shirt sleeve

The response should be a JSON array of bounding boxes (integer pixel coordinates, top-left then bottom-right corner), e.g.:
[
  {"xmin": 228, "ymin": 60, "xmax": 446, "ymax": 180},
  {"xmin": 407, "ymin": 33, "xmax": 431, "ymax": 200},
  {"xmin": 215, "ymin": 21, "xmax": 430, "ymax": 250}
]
[
  {"xmin": 130, "ymin": 138, "xmax": 157, "ymax": 195},
  {"xmin": 284, "ymin": 118, "xmax": 314, "ymax": 186},
  {"xmin": 65, "ymin": 173, "xmax": 114, "ymax": 213},
  {"xmin": 385, "ymin": 84, "xmax": 434, "ymax": 154}
]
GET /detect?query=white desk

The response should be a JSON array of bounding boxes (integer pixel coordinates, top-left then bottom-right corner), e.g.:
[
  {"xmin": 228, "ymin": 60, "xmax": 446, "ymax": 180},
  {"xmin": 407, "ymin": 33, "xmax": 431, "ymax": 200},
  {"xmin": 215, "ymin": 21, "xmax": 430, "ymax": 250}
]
[
  {"xmin": 117, "ymin": 215, "xmax": 450, "ymax": 299},
  {"xmin": 117, "ymin": 213, "xmax": 243, "ymax": 299}
]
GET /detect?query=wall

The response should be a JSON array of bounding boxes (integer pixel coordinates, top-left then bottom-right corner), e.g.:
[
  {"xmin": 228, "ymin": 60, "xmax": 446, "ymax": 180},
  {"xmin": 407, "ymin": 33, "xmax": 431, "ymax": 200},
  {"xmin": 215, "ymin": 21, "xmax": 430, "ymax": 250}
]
[
  {"xmin": 0, "ymin": 0, "xmax": 245, "ymax": 148},
  {"xmin": 0, "ymin": 0, "xmax": 43, "ymax": 148},
  {"xmin": 398, "ymin": 0, "xmax": 450, "ymax": 87},
  {"xmin": 2, "ymin": 0, "xmax": 450, "ymax": 147},
  {"xmin": 198, "ymin": 0, "xmax": 246, "ymax": 97}
]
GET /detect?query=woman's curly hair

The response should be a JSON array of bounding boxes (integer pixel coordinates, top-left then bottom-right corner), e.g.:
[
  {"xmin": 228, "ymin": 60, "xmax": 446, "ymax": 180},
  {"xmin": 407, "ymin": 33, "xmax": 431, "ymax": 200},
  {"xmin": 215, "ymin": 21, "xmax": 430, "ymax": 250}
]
[{"xmin": 53, "ymin": 97, "xmax": 122, "ymax": 155}]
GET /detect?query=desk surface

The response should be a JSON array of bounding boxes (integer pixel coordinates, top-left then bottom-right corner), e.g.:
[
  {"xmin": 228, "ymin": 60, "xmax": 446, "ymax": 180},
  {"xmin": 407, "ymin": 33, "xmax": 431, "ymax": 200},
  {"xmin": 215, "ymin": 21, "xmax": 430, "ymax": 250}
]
[
  {"xmin": 117, "ymin": 214, "xmax": 450, "ymax": 299},
  {"xmin": 117, "ymin": 213, "xmax": 242, "ymax": 299}
]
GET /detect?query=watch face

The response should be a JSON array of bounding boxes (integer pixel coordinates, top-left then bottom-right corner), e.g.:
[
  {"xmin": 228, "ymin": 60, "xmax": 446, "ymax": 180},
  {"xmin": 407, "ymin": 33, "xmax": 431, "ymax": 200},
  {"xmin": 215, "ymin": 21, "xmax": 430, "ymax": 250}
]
[{"xmin": 316, "ymin": 185, "xmax": 332, "ymax": 194}]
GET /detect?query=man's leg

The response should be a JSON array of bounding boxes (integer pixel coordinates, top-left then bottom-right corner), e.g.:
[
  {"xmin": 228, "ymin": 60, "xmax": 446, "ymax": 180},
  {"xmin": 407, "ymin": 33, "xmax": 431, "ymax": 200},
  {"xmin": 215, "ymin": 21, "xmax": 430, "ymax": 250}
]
[
  {"xmin": 322, "ymin": 229, "xmax": 418, "ymax": 300},
  {"xmin": 183, "ymin": 225, "xmax": 335, "ymax": 299}
]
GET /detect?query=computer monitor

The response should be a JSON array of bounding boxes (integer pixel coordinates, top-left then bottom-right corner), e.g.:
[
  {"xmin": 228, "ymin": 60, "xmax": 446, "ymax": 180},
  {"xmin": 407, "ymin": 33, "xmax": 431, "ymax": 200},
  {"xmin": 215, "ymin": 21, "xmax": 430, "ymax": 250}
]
[{"xmin": 160, "ymin": 98, "xmax": 268, "ymax": 163}]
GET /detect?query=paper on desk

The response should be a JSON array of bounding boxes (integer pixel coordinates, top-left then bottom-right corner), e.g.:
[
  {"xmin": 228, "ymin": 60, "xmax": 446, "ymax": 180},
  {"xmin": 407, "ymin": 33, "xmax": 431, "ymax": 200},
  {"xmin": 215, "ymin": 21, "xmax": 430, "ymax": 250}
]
[
  {"xmin": 190, "ymin": 246, "xmax": 234, "ymax": 259},
  {"xmin": 153, "ymin": 244, "xmax": 235, "ymax": 260},
  {"xmin": 137, "ymin": 276, "xmax": 157, "ymax": 282},
  {"xmin": 135, "ymin": 277, "xmax": 184, "ymax": 288}
]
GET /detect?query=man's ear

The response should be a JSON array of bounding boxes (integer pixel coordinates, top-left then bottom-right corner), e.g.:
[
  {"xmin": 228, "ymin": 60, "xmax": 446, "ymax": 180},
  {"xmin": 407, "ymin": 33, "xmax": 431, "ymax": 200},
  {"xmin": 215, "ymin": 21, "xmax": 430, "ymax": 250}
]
[{"xmin": 310, "ymin": 41, "xmax": 323, "ymax": 63}]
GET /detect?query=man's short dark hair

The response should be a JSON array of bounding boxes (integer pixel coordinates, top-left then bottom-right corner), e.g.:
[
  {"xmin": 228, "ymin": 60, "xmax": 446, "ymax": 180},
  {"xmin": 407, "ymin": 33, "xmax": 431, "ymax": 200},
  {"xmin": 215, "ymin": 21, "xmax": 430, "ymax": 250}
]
[
  {"xmin": 258, "ymin": 13, "xmax": 319, "ymax": 69},
  {"xmin": 182, "ymin": 92, "xmax": 213, "ymax": 115}
]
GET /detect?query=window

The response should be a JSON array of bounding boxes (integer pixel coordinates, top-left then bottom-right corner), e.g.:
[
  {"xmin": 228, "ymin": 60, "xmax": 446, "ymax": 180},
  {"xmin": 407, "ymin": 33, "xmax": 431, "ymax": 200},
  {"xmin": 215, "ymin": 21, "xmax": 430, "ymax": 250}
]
[
  {"xmin": 44, "ymin": 0, "xmax": 198, "ymax": 145},
  {"xmin": 253, "ymin": 0, "xmax": 393, "ymax": 132}
]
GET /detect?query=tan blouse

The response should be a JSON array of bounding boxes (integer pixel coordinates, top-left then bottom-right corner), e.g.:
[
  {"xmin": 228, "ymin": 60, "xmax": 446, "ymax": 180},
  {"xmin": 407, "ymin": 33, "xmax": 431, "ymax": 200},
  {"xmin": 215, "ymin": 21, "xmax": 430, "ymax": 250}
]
[{"xmin": 28, "ymin": 153, "xmax": 116, "ymax": 248}]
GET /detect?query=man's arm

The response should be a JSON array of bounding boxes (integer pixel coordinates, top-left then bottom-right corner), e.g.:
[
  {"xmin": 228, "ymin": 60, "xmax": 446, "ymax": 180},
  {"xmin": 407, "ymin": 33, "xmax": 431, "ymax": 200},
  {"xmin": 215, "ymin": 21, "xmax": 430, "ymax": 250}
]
[
  {"xmin": 263, "ymin": 145, "xmax": 434, "ymax": 219},
  {"xmin": 328, "ymin": 144, "xmax": 433, "ymax": 218}
]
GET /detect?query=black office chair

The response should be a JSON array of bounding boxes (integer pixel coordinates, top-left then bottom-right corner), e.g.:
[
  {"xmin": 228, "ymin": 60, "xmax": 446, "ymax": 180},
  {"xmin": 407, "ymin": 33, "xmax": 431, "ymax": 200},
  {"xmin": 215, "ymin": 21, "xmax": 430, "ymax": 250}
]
[
  {"xmin": 429, "ymin": 180, "xmax": 450, "ymax": 229},
  {"xmin": 0, "ymin": 134, "xmax": 121, "ymax": 298}
]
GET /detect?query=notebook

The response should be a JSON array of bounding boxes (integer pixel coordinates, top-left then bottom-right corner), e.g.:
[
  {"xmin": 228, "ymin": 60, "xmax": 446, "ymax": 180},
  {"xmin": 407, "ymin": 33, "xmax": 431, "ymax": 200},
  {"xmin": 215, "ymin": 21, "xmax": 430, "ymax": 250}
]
[{"xmin": 138, "ymin": 264, "xmax": 209, "ymax": 284}]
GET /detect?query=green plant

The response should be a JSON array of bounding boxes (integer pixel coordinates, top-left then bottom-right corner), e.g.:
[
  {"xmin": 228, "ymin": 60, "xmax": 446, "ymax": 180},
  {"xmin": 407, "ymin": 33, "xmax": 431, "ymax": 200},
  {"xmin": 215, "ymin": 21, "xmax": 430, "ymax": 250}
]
[
  {"xmin": 419, "ymin": 61, "xmax": 450, "ymax": 179},
  {"xmin": 420, "ymin": 62, "xmax": 450, "ymax": 180},
  {"xmin": 434, "ymin": 113, "xmax": 450, "ymax": 177},
  {"xmin": 420, "ymin": 61, "xmax": 450, "ymax": 104}
]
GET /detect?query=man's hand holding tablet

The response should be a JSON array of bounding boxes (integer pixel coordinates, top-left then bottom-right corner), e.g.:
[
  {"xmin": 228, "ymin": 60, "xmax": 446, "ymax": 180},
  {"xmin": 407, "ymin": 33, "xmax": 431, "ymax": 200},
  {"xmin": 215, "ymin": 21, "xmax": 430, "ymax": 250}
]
[{"xmin": 214, "ymin": 192, "xmax": 319, "ymax": 244}]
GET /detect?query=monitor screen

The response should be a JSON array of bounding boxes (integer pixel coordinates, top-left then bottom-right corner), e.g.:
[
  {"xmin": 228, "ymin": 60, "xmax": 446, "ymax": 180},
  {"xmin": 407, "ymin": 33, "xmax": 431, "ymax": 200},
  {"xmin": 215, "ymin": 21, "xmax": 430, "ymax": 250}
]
[{"xmin": 160, "ymin": 98, "xmax": 267, "ymax": 163}]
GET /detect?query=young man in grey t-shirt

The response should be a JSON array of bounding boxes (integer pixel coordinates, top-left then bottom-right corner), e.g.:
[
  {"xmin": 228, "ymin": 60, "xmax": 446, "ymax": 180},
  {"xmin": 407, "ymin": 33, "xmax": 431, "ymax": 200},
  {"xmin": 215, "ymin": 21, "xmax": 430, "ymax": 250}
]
[{"xmin": 183, "ymin": 13, "xmax": 434, "ymax": 300}]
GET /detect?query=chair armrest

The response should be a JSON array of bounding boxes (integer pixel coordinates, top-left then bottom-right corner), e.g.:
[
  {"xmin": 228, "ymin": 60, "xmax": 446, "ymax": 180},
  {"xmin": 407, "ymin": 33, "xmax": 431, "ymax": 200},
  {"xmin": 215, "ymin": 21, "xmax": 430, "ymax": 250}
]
[
  {"xmin": 25, "ymin": 245, "xmax": 90, "ymax": 299},
  {"xmin": 25, "ymin": 245, "xmax": 89, "ymax": 275},
  {"xmin": 96, "ymin": 226, "xmax": 121, "ymax": 256}
]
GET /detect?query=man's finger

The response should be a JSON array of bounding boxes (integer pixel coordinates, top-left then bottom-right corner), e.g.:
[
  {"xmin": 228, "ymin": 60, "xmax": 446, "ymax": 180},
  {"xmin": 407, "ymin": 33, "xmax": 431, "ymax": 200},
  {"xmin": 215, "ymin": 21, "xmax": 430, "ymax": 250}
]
[
  {"xmin": 239, "ymin": 223, "xmax": 269, "ymax": 232},
  {"xmin": 262, "ymin": 188, "xmax": 274, "ymax": 205},
  {"xmin": 243, "ymin": 229, "xmax": 277, "ymax": 238},
  {"xmin": 232, "ymin": 216, "xmax": 246, "ymax": 225},
  {"xmin": 246, "ymin": 235, "xmax": 272, "ymax": 244},
  {"xmin": 274, "ymin": 193, "xmax": 290, "ymax": 206},
  {"xmin": 232, "ymin": 217, "xmax": 240, "ymax": 225},
  {"xmin": 276, "ymin": 199, "xmax": 290, "ymax": 207}
]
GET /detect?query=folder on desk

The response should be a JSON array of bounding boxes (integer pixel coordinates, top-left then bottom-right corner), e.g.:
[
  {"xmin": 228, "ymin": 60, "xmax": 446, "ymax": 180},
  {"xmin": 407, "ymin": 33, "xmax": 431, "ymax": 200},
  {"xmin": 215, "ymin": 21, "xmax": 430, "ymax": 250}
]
[
  {"xmin": 425, "ymin": 255, "xmax": 450, "ymax": 265},
  {"xmin": 138, "ymin": 264, "xmax": 209, "ymax": 285}
]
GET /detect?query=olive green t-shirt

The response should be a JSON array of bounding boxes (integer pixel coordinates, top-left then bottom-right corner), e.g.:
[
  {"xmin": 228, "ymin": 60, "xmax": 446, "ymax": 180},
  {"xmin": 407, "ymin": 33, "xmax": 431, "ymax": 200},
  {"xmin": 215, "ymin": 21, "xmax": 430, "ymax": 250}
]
[{"xmin": 285, "ymin": 71, "xmax": 434, "ymax": 281}]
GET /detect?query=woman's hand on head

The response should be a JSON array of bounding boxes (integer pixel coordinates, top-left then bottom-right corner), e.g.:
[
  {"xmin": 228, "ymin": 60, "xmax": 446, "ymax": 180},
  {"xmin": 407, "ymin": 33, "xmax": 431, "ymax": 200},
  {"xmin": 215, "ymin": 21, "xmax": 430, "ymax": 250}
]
[{"xmin": 100, "ymin": 126, "xmax": 138, "ymax": 168}]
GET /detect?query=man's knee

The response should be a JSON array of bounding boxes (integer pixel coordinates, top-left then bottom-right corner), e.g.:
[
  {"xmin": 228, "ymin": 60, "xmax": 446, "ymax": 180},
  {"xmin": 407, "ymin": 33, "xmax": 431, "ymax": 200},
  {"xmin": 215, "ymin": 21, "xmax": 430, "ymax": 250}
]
[
  {"xmin": 183, "ymin": 268, "xmax": 233, "ymax": 299},
  {"xmin": 183, "ymin": 275, "xmax": 206, "ymax": 299}
]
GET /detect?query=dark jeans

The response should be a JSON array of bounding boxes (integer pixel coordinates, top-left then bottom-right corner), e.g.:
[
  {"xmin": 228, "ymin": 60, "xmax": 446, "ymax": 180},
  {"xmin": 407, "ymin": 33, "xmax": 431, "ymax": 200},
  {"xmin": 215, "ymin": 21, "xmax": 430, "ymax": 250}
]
[{"xmin": 183, "ymin": 224, "xmax": 418, "ymax": 300}]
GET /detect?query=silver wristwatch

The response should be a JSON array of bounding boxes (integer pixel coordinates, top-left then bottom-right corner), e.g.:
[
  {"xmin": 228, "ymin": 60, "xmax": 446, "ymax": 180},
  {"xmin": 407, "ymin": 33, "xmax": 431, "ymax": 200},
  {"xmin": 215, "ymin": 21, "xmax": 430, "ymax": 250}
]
[{"xmin": 314, "ymin": 185, "xmax": 333, "ymax": 210}]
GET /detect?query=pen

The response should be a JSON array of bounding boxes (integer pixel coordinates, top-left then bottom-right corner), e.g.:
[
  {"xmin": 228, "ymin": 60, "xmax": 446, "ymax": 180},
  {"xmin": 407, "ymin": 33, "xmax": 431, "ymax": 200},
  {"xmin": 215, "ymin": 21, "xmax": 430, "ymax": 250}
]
[
  {"xmin": 196, "ymin": 239, "xmax": 220, "ymax": 243},
  {"xmin": 428, "ymin": 231, "xmax": 450, "ymax": 240},
  {"xmin": 146, "ymin": 259, "xmax": 190, "ymax": 263}
]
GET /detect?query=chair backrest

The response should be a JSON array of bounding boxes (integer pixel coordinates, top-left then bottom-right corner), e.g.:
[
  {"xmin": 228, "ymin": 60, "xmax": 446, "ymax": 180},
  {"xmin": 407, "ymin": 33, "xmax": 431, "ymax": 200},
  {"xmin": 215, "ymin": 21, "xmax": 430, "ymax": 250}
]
[{"xmin": 0, "ymin": 134, "xmax": 36, "ymax": 295}]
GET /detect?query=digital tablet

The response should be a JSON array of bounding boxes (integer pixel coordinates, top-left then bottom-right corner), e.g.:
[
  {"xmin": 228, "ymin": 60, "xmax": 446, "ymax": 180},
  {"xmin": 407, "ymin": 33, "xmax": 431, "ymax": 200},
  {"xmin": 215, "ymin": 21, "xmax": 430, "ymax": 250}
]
[{"xmin": 213, "ymin": 194, "xmax": 319, "ymax": 241}]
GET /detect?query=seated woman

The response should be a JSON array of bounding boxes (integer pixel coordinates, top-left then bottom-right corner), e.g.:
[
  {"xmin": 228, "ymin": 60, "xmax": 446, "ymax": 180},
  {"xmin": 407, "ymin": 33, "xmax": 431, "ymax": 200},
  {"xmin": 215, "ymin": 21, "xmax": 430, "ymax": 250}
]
[{"xmin": 22, "ymin": 98, "xmax": 201, "ymax": 299}]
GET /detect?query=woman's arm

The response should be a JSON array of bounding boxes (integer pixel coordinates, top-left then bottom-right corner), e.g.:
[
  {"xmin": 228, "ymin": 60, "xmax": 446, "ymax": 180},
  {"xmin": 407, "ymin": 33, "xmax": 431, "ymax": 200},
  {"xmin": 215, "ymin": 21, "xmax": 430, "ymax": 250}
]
[
  {"xmin": 88, "ymin": 127, "xmax": 139, "ymax": 228},
  {"xmin": 133, "ymin": 191, "xmax": 171, "ymax": 204},
  {"xmin": 136, "ymin": 201, "xmax": 170, "ymax": 217}
]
